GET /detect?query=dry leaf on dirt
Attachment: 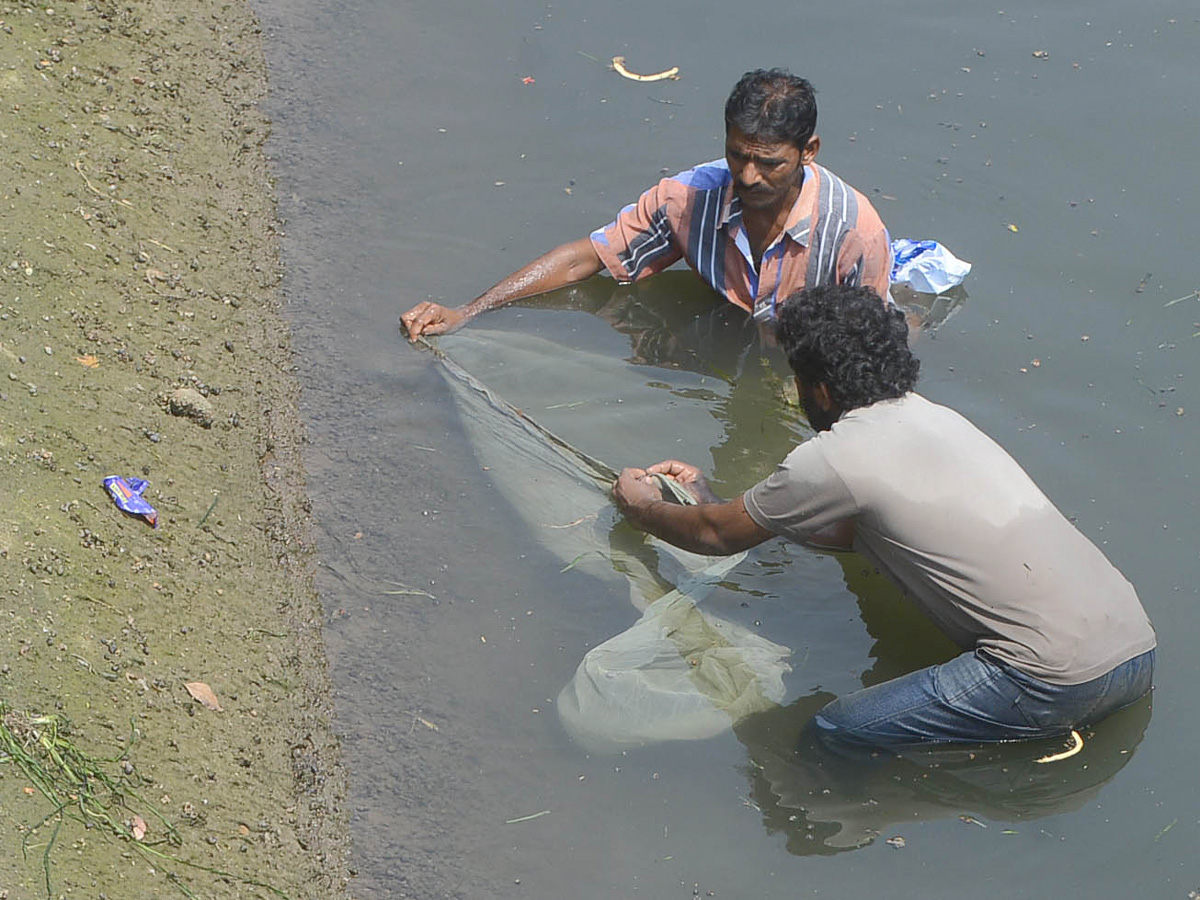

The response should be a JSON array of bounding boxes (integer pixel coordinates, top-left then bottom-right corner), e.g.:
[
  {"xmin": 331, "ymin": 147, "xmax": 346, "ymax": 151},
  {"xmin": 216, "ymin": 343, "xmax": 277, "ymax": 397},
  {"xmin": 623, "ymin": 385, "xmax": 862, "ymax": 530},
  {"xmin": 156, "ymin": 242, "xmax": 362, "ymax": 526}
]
[
  {"xmin": 131, "ymin": 814, "xmax": 147, "ymax": 841},
  {"xmin": 75, "ymin": 354, "xmax": 100, "ymax": 368},
  {"xmin": 185, "ymin": 681, "xmax": 224, "ymax": 711}
]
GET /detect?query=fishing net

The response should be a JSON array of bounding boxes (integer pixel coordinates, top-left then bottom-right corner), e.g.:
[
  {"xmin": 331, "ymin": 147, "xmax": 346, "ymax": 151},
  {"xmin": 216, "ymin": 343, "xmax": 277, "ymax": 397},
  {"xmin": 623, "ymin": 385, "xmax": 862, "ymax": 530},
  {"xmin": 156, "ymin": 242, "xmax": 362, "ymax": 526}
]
[{"xmin": 417, "ymin": 327, "xmax": 791, "ymax": 750}]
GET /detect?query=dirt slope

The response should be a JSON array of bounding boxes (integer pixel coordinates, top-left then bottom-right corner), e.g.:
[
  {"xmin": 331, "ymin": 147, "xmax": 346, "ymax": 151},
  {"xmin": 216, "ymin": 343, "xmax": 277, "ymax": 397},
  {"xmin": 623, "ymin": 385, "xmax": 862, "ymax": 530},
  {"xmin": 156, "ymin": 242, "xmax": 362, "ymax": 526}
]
[{"xmin": 0, "ymin": 1, "xmax": 350, "ymax": 897}]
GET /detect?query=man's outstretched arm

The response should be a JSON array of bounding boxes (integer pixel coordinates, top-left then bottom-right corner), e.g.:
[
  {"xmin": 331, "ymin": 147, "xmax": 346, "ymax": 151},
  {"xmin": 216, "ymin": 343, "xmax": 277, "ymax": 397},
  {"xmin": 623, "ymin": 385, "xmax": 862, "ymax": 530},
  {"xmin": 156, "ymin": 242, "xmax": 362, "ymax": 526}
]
[
  {"xmin": 401, "ymin": 237, "xmax": 604, "ymax": 340},
  {"xmin": 613, "ymin": 463, "xmax": 774, "ymax": 556}
]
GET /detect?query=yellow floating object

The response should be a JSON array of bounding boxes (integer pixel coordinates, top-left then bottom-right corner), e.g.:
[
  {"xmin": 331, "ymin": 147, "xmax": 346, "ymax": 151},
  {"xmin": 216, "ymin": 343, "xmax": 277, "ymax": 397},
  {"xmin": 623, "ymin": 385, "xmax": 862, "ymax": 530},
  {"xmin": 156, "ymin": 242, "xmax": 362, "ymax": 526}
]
[
  {"xmin": 611, "ymin": 56, "xmax": 680, "ymax": 82},
  {"xmin": 1035, "ymin": 728, "xmax": 1083, "ymax": 763}
]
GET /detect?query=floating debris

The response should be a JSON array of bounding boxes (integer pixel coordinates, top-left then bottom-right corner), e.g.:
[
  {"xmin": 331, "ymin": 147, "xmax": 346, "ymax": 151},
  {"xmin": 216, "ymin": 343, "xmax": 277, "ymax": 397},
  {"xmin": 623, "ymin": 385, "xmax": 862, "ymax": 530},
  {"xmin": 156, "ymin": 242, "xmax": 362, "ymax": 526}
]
[
  {"xmin": 505, "ymin": 809, "xmax": 551, "ymax": 824},
  {"xmin": 1164, "ymin": 289, "xmax": 1198, "ymax": 307},
  {"xmin": 1035, "ymin": 728, "xmax": 1083, "ymax": 763},
  {"xmin": 611, "ymin": 56, "xmax": 680, "ymax": 82}
]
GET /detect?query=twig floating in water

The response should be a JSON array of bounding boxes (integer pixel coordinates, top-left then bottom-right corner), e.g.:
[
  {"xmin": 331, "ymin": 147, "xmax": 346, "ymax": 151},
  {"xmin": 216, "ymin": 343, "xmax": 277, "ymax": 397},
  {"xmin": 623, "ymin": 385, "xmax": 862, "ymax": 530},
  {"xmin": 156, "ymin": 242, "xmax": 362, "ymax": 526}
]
[
  {"xmin": 560, "ymin": 551, "xmax": 596, "ymax": 572},
  {"xmin": 1035, "ymin": 728, "xmax": 1083, "ymax": 763},
  {"xmin": 379, "ymin": 582, "xmax": 437, "ymax": 600},
  {"xmin": 505, "ymin": 809, "xmax": 551, "ymax": 824},
  {"xmin": 611, "ymin": 56, "xmax": 680, "ymax": 82},
  {"xmin": 542, "ymin": 515, "xmax": 595, "ymax": 530},
  {"xmin": 406, "ymin": 711, "xmax": 439, "ymax": 732},
  {"xmin": 1164, "ymin": 289, "xmax": 1199, "ymax": 307},
  {"xmin": 1154, "ymin": 818, "xmax": 1177, "ymax": 842}
]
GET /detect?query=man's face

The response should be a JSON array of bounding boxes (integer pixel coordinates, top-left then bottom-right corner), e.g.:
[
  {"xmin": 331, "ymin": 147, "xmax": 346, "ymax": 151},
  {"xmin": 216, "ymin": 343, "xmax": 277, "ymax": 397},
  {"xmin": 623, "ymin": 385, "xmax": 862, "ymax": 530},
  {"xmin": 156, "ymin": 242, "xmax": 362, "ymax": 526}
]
[{"xmin": 725, "ymin": 126, "xmax": 817, "ymax": 212}]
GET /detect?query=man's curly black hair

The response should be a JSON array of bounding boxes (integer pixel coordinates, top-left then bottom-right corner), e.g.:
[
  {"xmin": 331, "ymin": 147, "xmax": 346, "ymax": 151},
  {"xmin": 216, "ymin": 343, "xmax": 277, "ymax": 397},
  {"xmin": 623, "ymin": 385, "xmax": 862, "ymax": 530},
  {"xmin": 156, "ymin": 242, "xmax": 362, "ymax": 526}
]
[{"xmin": 777, "ymin": 284, "xmax": 920, "ymax": 411}]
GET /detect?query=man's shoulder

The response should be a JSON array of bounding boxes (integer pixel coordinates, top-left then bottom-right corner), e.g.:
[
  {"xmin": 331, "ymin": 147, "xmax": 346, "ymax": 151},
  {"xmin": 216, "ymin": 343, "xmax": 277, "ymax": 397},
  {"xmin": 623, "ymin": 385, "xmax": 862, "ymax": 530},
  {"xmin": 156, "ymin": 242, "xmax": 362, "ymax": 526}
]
[
  {"xmin": 846, "ymin": 392, "xmax": 954, "ymax": 425},
  {"xmin": 663, "ymin": 157, "xmax": 732, "ymax": 192},
  {"xmin": 808, "ymin": 163, "xmax": 885, "ymax": 225},
  {"xmin": 809, "ymin": 162, "xmax": 870, "ymax": 198},
  {"xmin": 833, "ymin": 393, "xmax": 959, "ymax": 441},
  {"xmin": 839, "ymin": 393, "xmax": 1012, "ymax": 473}
]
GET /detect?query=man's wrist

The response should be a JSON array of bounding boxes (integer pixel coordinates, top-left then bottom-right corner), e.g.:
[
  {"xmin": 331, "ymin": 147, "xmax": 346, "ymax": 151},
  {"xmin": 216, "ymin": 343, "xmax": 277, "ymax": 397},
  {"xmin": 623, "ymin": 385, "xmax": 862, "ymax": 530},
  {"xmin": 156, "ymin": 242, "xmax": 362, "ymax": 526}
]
[{"xmin": 625, "ymin": 496, "xmax": 662, "ymax": 531}]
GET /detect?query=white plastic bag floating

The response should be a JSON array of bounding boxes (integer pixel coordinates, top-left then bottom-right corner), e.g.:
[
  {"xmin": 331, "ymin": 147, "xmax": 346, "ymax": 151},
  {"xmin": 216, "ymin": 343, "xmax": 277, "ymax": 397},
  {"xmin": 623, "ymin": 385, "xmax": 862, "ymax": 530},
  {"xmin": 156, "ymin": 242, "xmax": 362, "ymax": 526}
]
[{"xmin": 890, "ymin": 239, "xmax": 972, "ymax": 294}]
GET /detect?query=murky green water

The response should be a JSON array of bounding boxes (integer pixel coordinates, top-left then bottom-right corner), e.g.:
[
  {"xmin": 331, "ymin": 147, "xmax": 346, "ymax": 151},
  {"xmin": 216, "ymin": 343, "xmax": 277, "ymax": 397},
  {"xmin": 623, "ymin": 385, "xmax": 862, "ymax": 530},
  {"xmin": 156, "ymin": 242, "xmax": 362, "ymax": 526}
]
[{"xmin": 254, "ymin": 0, "xmax": 1199, "ymax": 896}]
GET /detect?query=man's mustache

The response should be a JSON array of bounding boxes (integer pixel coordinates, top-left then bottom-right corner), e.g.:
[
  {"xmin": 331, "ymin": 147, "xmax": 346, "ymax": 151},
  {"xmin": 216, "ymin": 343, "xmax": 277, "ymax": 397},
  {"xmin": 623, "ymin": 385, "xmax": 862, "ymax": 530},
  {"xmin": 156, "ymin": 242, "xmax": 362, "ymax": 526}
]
[{"xmin": 736, "ymin": 183, "xmax": 772, "ymax": 196}]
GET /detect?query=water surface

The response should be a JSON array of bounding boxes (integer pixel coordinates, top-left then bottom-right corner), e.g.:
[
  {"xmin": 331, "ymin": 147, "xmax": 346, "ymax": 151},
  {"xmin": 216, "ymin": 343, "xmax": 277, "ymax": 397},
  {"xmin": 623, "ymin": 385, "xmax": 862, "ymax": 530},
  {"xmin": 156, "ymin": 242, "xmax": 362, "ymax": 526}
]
[{"xmin": 253, "ymin": 1, "xmax": 1199, "ymax": 896}]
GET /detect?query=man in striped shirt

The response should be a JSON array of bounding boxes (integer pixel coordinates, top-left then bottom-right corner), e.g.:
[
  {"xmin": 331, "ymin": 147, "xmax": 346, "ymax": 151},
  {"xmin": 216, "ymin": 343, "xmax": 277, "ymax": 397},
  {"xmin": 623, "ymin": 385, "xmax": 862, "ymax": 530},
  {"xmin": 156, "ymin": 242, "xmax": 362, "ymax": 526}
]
[{"xmin": 401, "ymin": 68, "xmax": 892, "ymax": 340}]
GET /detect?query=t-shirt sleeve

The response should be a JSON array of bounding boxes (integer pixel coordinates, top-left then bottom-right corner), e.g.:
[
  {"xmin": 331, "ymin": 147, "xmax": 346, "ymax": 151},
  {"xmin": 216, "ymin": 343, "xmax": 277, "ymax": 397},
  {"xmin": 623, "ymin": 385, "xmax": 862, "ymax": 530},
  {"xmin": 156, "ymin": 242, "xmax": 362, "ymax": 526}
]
[
  {"xmin": 743, "ymin": 439, "xmax": 860, "ymax": 541},
  {"xmin": 590, "ymin": 177, "xmax": 685, "ymax": 282}
]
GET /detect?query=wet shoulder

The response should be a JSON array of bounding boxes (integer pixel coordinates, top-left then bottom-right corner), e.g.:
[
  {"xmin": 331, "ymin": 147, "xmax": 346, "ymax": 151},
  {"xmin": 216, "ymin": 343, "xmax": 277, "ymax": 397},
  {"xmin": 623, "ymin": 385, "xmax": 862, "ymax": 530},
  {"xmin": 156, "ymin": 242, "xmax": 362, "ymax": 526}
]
[
  {"xmin": 669, "ymin": 158, "xmax": 732, "ymax": 192},
  {"xmin": 810, "ymin": 162, "xmax": 885, "ymax": 227},
  {"xmin": 822, "ymin": 393, "xmax": 1001, "ymax": 470}
]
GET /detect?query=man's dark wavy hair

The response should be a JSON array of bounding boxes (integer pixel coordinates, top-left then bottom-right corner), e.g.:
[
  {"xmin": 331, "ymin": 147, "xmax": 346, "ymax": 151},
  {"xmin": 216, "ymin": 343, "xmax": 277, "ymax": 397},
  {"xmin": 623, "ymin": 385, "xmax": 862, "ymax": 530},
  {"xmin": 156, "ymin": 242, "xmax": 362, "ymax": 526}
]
[
  {"xmin": 724, "ymin": 68, "xmax": 817, "ymax": 150},
  {"xmin": 777, "ymin": 284, "xmax": 920, "ymax": 411}
]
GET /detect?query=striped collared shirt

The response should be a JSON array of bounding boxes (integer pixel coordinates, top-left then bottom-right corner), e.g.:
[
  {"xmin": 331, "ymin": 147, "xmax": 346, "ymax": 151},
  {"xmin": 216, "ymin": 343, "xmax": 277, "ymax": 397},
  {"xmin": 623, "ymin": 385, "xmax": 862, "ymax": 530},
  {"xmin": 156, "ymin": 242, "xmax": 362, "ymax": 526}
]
[{"xmin": 590, "ymin": 159, "xmax": 891, "ymax": 320}]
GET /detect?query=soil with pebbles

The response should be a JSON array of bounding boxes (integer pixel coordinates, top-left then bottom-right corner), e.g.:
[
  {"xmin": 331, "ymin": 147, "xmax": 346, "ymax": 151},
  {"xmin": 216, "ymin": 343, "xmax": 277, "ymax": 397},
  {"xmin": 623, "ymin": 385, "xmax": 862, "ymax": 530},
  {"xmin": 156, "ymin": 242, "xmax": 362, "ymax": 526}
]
[{"xmin": 0, "ymin": 1, "xmax": 350, "ymax": 897}]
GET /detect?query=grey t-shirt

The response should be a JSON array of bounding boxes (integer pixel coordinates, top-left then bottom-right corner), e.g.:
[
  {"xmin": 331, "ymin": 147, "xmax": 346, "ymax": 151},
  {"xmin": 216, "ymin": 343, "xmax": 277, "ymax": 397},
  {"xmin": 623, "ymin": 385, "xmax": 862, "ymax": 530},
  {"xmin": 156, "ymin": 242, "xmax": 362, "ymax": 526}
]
[{"xmin": 743, "ymin": 392, "xmax": 1155, "ymax": 685}]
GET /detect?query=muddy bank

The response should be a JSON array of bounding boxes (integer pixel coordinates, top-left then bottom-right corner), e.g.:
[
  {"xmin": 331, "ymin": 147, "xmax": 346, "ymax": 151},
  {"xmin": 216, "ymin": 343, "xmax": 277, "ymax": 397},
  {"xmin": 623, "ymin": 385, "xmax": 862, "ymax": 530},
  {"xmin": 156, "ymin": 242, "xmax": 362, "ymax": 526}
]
[{"xmin": 1, "ymin": 1, "xmax": 349, "ymax": 897}]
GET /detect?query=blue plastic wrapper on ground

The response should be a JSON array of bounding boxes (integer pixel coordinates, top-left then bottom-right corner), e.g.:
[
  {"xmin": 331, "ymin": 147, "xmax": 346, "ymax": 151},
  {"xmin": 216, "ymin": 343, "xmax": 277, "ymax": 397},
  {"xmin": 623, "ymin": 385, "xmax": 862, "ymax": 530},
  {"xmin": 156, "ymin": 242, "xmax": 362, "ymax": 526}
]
[{"xmin": 103, "ymin": 475, "xmax": 159, "ymax": 527}]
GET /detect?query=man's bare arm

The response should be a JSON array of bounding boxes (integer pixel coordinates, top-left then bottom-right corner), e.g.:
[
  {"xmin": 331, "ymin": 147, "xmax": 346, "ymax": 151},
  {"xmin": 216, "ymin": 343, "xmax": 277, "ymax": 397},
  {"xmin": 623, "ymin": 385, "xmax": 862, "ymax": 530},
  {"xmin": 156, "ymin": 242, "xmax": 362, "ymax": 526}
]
[
  {"xmin": 614, "ymin": 467, "xmax": 774, "ymax": 556},
  {"xmin": 401, "ymin": 238, "xmax": 603, "ymax": 339}
]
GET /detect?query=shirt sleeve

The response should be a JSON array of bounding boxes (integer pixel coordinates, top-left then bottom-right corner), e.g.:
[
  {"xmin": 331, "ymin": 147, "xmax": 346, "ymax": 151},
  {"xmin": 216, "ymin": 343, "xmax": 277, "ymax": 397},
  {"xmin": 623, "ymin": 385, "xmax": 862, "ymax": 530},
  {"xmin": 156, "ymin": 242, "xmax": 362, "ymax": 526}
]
[
  {"xmin": 836, "ymin": 200, "xmax": 892, "ymax": 302},
  {"xmin": 742, "ymin": 439, "xmax": 860, "ymax": 542},
  {"xmin": 590, "ymin": 177, "xmax": 685, "ymax": 282}
]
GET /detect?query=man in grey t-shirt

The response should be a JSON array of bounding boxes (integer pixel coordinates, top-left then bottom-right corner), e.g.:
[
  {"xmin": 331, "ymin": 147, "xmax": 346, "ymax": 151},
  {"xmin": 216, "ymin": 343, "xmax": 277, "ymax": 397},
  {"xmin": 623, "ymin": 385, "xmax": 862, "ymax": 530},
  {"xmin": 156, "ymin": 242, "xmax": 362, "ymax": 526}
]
[{"xmin": 613, "ymin": 284, "xmax": 1155, "ymax": 748}]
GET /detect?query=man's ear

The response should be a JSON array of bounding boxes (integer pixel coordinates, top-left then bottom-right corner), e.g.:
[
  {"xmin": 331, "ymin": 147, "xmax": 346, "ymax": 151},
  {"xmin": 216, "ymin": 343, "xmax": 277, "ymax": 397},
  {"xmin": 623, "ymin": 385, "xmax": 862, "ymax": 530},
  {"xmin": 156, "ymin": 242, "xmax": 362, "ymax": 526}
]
[{"xmin": 801, "ymin": 134, "xmax": 820, "ymax": 165}]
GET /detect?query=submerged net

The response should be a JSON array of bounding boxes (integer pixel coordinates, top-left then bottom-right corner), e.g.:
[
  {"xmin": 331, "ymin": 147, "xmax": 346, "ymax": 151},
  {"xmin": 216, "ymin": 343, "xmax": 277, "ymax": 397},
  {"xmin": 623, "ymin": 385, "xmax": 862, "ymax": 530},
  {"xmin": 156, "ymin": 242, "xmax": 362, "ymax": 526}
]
[{"xmin": 416, "ymin": 329, "xmax": 792, "ymax": 750}]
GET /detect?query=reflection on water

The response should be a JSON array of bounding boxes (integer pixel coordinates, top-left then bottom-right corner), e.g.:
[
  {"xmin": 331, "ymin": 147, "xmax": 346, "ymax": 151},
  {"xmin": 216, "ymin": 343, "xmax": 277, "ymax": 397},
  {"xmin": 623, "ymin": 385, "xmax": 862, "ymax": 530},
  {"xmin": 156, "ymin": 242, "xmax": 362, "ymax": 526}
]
[
  {"xmin": 735, "ymin": 693, "xmax": 1152, "ymax": 855},
  {"xmin": 736, "ymin": 530, "xmax": 1149, "ymax": 855},
  {"xmin": 837, "ymin": 553, "xmax": 962, "ymax": 686},
  {"xmin": 522, "ymin": 271, "xmax": 971, "ymax": 373},
  {"xmin": 519, "ymin": 271, "xmax": 969, "ymax": 492},
  {"xmin": 731, "ymin": 539, "xmax": 1153, "ymax": 854}
]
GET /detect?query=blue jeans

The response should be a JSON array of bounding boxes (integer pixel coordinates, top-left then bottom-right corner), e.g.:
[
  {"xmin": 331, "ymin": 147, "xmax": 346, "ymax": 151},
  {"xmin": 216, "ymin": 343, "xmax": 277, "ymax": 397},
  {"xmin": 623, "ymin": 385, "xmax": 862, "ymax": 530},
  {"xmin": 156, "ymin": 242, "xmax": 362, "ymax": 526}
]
[{"xmin": 812, "ymin": 648, "xmax": 1155, "ymax": 748}]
